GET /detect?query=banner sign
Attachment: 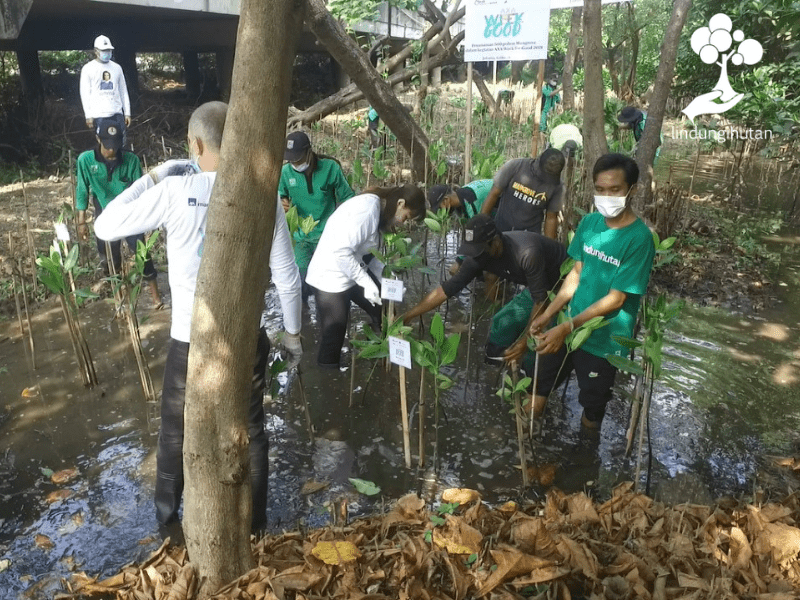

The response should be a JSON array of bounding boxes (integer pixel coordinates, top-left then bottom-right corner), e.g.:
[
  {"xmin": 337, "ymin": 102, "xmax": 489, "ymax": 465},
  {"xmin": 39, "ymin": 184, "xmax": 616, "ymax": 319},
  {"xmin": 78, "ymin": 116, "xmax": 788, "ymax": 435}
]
[{"xmin": 464, "ymin": 0, "xmax": 551, "ymax": 62}]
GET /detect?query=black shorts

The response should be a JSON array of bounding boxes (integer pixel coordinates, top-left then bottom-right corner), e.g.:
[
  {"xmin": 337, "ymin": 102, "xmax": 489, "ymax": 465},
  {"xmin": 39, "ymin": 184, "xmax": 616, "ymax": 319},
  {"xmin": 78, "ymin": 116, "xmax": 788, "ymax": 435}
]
[{"xmin": 534, "ymin": 347, "xmax": 617, "ymax": 422}]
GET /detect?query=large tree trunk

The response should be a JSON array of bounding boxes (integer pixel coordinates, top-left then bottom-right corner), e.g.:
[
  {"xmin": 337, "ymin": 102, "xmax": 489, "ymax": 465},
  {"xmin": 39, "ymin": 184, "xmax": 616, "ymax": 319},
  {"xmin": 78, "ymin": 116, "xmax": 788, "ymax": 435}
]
[
  {"xmin": 471, "ymin": 68, "xmax": 498, "ymax": 117},
  {"xmin": 634, "ymin": 0, "xmax": 693, "ymax": 211},
  {"xmin": 305, "ymin": 0, "xmax": 432, "ymax": 180},
  {"xmin": 562, "ymin": 7, "xmax": 582, "ymax": 111},
  {"xmin": 582, "ymin": 0, "xmax": 609, "ymax": 203},
  {"xmin": 624, "ymin": 2, "xmax": 639, "ymax": 101},
  {"xmin": 182, "ymin": 0, "xmax": 303, "ymax": 594}
]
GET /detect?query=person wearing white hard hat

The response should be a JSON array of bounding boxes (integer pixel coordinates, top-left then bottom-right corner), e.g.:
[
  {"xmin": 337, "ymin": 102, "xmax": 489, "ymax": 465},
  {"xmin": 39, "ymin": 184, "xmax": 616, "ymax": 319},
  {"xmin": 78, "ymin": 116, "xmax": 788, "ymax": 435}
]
[{"xmin": 79, "ymin": 35, "xmax": 131, "ymax": 146}]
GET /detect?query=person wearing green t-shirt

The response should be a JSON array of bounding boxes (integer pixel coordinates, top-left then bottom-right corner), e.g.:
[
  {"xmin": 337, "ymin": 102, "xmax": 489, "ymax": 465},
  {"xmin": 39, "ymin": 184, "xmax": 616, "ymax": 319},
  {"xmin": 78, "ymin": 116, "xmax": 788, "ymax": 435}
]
[
  {"xmin": 76, "ymin": 121, "xmax": 161, "ymax": 307},
  {"xmin": 506, "ymin": 153, "xmax": 655, "ymax": 430},
  {"xmin": 426, "ymin": 179, "xmax": 494, "ymax": 218},
  {"xmin": 617, "ymin": 106, "xmax": 662, "ymax": 163},
  {"xmin": 280, "ymin": 131, "xmax": 355, "ymax": 302},
  {"xmin": 540, "ymin": 74, "xmax": 561, "ymax": 133}
]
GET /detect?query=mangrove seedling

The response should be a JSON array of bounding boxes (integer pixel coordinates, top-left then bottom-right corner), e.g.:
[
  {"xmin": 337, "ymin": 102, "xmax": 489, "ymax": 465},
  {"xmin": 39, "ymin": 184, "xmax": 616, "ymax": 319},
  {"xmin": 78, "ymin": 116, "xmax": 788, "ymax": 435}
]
[
  {"xmin": 36, "ymin": 240, "xmax": 99, "ymax": 387},
  {"xmin": 285, "ymin": 205, "xmax": 319, "ymax": 246},
  {"xmin": 411, "ymin": 312, "xmax": 460, "ymax": 469}
]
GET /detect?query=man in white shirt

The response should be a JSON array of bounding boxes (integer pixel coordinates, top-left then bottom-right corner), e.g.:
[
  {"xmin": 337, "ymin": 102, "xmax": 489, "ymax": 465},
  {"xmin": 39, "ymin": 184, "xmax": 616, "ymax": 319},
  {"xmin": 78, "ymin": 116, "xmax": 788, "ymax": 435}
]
[
  {"xmin": 79, "ymin": 35, "xmax": 131, "ymax": 144},
  {"xmin": 95, "ymin": 101, "xmax": 302, "ymax": 532}
]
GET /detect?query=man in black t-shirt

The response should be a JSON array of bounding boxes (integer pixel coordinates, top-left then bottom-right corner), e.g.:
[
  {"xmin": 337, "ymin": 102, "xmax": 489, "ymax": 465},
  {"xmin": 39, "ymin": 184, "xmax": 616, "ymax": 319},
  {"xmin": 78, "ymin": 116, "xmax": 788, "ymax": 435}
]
[
  {"xmin": 402, "ymin": 214, "xmax": 567, "ymax": 362},
  {"xmin": 480, "ymin": 148, "xmax": 566, "ymax": 239}
]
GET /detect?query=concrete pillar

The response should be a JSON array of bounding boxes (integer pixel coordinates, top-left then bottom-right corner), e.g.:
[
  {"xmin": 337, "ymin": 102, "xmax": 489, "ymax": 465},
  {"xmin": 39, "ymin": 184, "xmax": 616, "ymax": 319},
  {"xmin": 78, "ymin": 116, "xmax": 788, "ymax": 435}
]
[
  {"xmin": 183, "ymin": 51, "xmax": 201, "ymax": 99},
  {"xmin": 331, "ymin": 58, "xmax": 350, "ymax": 91},
  {"xmin": 216, "ymin": 47, "xmax": 235, "ymax": 102},
  {"xmin": 431, "ymin": 66, "xmax": 442, "ymax": 88},
  {"xmin": 116, "ymin": 49, "xmax": 140, "ymax": 112},
  {"xmin": 15, "ymin": 49, "xmax": 43, "ymax": 111}
]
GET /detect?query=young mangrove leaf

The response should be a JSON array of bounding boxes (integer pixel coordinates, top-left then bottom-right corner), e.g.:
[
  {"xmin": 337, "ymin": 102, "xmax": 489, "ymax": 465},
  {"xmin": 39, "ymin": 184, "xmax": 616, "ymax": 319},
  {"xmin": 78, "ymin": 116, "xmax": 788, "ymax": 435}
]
[
  {"xmin": 430, "ymin": 313, "xmax": 445, "ymax": 347},
  {"xmin": 605, "ymin": 354, "xmax": 645, "ymax": 376},
  {"xmin": 349, "ymin": 478, "xmax": 381, "ymax": 496},
  {"xmin": 440, "ymin": 333, "xmax": 461, "ymax": 365}
]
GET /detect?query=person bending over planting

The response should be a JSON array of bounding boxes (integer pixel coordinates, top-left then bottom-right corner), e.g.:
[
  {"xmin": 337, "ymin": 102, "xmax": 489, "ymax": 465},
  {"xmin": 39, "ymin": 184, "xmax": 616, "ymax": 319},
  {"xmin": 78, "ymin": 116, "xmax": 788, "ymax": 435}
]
[
  {"xmin": 427, "ymin": 179, "xmax": 495, "ymax": 219},
  {"xmin": 506, "ymin": 153, "xmax": 655, "ymax": 430},
  {"xmin": 306, "ymin": 184, "xmax": 426, "ymax": 369},
  {"xmin": 402, "ymin": 214, "xmax": 567, "ymax": 365}
]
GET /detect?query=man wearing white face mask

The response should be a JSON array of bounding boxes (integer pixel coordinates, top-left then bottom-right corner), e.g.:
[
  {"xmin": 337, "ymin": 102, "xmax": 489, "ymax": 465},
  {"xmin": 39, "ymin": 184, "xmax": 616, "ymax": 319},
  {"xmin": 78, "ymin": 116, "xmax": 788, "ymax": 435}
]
[
  {"xmin": 279, "ymin": 131, "xmax": 355, "ymax": 303},
  {"xmin": 80, "ymin": 35, "xmax": 131, "ymax": 144},
  {"xmin": 524, "ymin": 153, "xmax": 655, "ymax": 430}
]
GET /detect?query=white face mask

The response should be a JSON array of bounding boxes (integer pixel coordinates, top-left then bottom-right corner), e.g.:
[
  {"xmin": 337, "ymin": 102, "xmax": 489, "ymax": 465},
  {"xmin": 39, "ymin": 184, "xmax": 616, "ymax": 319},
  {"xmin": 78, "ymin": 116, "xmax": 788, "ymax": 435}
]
[
  {"xmin": 98, "ymin": 50, "xmax": 112, "ymax": 63},
  {"xmin": 594, "ymin": 194, "xmax": 628, "ymax": 218},
  {"xmin": 291, "ymin": 162, "xmax": 309, "ymax": 172}
]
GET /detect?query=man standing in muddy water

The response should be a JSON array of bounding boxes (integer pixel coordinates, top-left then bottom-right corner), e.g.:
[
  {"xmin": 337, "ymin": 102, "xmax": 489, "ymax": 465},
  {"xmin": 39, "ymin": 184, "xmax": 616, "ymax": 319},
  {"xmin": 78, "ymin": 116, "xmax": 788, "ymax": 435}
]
[
  {"xmin": 94, "ymin": 101, "xmax": 303, "ymax": 533},
  {"xmin": 479, "ymin": 148, "xmax": 566, "ymax": 240},
  {"xmin": 75, "ymin": 121, "xmax": 162, "ymax": 307},
  {"xmin": 505, "ymin": 153, "xmax": 655, "ymax": 430},
  {"xmin": 80, "ymin": 35, "xmax": 131, "ymax": 145}
]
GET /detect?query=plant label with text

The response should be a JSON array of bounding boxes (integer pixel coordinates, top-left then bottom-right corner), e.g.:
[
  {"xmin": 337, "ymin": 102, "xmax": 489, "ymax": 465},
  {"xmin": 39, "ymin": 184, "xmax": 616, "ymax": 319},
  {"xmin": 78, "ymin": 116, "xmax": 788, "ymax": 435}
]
[
  {"xmin": 54, "ymin": 222, "xmax": 70, "ymax": 242},
  {"xmin": 381, "ymin": 278, "xmax": 405, "ymax": 302},
  {"xmin": 388, "ymin": 336, "xmax": 412, "ymax": 370}
]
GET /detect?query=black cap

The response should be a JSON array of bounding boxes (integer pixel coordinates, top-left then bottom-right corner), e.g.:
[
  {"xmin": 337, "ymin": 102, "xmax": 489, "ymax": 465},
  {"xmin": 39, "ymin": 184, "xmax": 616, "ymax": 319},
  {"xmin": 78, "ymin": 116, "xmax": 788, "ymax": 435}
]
[
  {"xmin": 618, "ymin": 106, "xmax": 643, "ymax": 124},
  {"xmin": 284, "ymin": 131, "xmax": 311, "ymax": 162},
  {"xmin": 96, "ymin": 121, "xmax": 122, "ymax": 151},
  {"xmin": 427, "ymin": 184, "xmax": 451, "ymax": 212},
  {"xmin": 458, "ymin": 214, "xmax": 498, "ymax": 257}
]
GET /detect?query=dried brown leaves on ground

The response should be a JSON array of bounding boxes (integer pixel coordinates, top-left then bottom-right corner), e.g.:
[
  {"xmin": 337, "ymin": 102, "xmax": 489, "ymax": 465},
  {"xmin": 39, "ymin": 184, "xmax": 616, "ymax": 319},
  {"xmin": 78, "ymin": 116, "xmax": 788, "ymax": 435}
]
[{"xmin": 61, "ymin": 483, "xmax": 800, "ymax": 599}]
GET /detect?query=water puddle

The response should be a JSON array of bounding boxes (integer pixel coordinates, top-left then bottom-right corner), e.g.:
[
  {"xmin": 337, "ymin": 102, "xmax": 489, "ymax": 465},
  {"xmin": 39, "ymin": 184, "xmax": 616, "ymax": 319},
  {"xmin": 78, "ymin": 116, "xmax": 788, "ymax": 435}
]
[{"xmin": 2, "ymin": 227, "xmax": 800, "ymax": 597}]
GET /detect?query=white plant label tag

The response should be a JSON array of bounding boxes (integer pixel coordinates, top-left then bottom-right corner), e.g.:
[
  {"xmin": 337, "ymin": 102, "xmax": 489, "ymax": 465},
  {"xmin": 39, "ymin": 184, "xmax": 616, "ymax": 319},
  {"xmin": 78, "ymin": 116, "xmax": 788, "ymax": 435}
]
[
  {"xmin": 54, "ymin": 222, "xmax": 70, "ymax": 242},
  {"xmin": 388, "ymin": 336, "xmax": 412, "ymax": 370},
  {"xmin": 381, "ymin": 278, "xmax": 404, "ymax": 302}
]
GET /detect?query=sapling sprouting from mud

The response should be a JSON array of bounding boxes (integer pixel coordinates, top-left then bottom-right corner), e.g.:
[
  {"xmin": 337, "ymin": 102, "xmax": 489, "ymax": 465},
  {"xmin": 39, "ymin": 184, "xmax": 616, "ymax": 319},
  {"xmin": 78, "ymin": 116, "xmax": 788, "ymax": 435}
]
[
  {"xmin": 411, "ymin": 312, "xmax": 460, "ymax": 469},
  {"xmin": 36, "ymin": 240, "xmax": 99, "ymax": 387}
]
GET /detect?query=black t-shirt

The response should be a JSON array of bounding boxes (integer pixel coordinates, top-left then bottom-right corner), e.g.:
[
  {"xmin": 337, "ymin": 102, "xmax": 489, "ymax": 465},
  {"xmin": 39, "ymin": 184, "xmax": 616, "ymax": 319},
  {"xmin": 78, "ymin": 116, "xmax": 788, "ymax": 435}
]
[
  {"xmin": 441, "ymin": 232, "xmax": 567, "ymax": 303},
  {"xmin": 492, "ymin": 158, "xmax": 565, "ymax": 234}
]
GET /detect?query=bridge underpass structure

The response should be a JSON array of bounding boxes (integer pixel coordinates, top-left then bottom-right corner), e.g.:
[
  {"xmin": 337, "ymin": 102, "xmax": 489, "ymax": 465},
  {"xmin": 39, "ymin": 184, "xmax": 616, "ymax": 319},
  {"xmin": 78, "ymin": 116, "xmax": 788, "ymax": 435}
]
[{"xmin": 0, "ymin": 0, "xmax": 430, "ymax": 110}]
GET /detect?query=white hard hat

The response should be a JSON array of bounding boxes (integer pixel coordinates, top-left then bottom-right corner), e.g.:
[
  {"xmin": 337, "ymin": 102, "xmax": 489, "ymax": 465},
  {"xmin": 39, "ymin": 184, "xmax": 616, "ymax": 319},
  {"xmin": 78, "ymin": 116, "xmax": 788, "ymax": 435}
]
[{"xmin": 94, "ymin": 35, "xmax": 114, "ymax": 50}]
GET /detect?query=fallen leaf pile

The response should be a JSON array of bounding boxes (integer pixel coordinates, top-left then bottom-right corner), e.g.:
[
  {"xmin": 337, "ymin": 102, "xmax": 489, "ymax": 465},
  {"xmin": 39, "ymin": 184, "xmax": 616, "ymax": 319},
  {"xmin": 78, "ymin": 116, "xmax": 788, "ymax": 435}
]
[{"xmin": 60, "ymin": 482, "xmax": 800, "ymax": 599}]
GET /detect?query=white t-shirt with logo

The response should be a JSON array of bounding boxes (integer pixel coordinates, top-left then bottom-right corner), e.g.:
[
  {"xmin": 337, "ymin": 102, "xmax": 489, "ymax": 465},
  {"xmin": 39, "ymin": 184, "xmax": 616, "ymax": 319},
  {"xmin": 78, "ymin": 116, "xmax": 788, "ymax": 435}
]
[
  {"xmin": 79, "ymin": 59, "xmax": 131, "ymax": 119},
  {"xmin": 305, "ymin": 193, "xmax": 384, "ymax": 293},
  {"xmin": 95, "ymin": 167, "xmax": 301, "ymax": 342}
]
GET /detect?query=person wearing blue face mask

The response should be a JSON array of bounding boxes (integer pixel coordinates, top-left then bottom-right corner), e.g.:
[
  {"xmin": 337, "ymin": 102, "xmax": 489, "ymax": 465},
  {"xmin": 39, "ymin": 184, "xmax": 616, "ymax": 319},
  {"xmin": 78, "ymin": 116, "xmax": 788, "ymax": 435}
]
[
  {"xmin": 80, "ymin": 35, "xmax": 131, "ymax": 146},
  {"xmin": 279, "ymin": 131, "xmax": 355, "ymax": 303},
  {"xmin": 507, "ymin": 153, "xmax": 655, "ymax": 432}
]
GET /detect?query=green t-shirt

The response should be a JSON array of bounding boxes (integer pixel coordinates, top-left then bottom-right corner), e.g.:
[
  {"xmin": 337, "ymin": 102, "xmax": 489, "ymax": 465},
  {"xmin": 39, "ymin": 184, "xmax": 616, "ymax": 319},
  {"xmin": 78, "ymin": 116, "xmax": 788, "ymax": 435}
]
[
  {"xmin": 278, "ymin": 157, "xmax": 355, "ymax": 242},
  {"xmin": 567, "ymin": 212, "xmax": 655, "ymax": 359},
  {"xmin": 75, "ymin": 149, "xmax": 142, "ymax": 211},
  {"xmin": 462, "ymin": 179, "xmax": 494, "ymax": 218}
]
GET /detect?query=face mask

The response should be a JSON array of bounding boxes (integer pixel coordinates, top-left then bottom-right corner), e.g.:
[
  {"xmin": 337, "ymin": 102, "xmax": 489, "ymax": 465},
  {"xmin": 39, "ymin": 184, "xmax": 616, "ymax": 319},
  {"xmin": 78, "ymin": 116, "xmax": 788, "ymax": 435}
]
[
  {"xmin": 98, "ymin": 50, "xmax": 112, "ymax": 63},
  {"xmin": 594, "ymin": 194, "xmax": 628, "ymax": 218},
  {"xmin": 291, "ymin": 162, "xmax": 309, "ymax": 172}
]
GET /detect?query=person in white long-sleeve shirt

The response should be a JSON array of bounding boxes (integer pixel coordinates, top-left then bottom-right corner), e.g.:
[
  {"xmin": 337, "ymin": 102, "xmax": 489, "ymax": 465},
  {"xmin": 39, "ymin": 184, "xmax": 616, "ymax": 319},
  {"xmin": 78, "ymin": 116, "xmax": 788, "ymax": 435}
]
[
  {"xmin": 306, "ymin": 185, "xmax": 426, "ymax": 368},
  {"xmin": 95, "ymin": 101, "xmax": 302, "ymax": 532},
  {"xmin": 80, "ymin": 35, "xmax": 131, "ymax": 144}
]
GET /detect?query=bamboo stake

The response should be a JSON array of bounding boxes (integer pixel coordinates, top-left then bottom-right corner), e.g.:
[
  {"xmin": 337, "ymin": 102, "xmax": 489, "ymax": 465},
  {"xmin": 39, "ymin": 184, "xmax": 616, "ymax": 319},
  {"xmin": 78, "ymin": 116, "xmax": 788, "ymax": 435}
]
[
  {"xmin": 295, "ymin": 366, "xmax": 315, "ymax": 443},
  {"xmin": 68, "ymin": 150, "xmax": 87, "ymax": 269},
  {"xmin": 418, "ymin": 368, "xmax": 426, "ymax": 468},
  {"xmin": 465, "ymin": 63, "xmax": 473, "ymax": 183},
  {"xmin": 528, "ymin": 352, "xmax": 540, "ymax": 438},
  {"xmin": 399, "ymin": 363, "xmax": 412, "ymax": 468},
  {"xmin": 633, "ymin": 363, "xmax": 653, "ymax": 491},
  {"xmin": 462, "ymin": 285, "xmax": 475, "ymax": 401},
  {"xmin": 17, "ymin": 258, "xmax": 36, "ymax": 370},
  {"xmin": 511, "ymin": 363, "xmax": 529, "ymax": 487},
  {"xmin": 20, "ymin": 170, "xmax": 38, "ymax": 294},
  {"xmin": 530, "ymin": 61, "xmax": 545, "ymax": 157},
  {"xmin": 687, "ymin": 141, "xmax": 702, "ymax": 198},
  {"xmin": 349, "ymin": 338, "xmax": 357, "ymax": 408}
]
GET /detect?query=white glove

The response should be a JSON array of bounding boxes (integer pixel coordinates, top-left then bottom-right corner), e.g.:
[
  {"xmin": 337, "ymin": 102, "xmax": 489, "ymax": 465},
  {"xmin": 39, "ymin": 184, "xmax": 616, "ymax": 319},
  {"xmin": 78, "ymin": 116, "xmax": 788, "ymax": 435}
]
[
  {"xmin": 279, "ymin": 331, "xmax": 303, "ymax": 368},
  {"xmin": 362, "ymin": 279, "xmax": 382, "ymax": 307}
]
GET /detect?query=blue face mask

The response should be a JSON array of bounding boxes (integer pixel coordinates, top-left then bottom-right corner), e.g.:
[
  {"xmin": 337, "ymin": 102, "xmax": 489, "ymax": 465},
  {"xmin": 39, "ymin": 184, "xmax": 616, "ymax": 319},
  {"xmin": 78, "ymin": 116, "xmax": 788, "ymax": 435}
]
[{"xmin": 98, "ymin": 50, "xmax": 112, "ymax": 63}]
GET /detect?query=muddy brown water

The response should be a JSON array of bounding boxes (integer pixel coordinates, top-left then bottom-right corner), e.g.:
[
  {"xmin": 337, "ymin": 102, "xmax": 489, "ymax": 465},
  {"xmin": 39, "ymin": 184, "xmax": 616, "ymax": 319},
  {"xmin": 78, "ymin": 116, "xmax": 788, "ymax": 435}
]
[{"xmin": 2, "ymin": 228, "xmax": 800, "ymax": 598}]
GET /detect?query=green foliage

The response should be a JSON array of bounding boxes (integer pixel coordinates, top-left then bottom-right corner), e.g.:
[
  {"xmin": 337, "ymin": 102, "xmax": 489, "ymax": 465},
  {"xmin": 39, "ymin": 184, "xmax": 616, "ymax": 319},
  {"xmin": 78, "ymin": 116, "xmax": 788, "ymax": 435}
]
[
  {"xmin": 352, "ymin": 316, "xmax": 413, "ymax": 360},
  {"xmin": 471, "ymin": 147, "xmax": 505, "ymax": 180},
  {"xmin": 411, "ymin": 313, "xmax": 461, "ymax": 392},
  {"xmin": 496, "ymin": 374, "xmax": 533, "ymax": 413},
  {"xmin": 107, "ymin": 231, "xmax": 160, "ymax": 310},
  {"xmin": 427, "ymin": 139, "xmax": 448, "ymax": 181},
  {"xmin": 36, "ymin": 241, "xmax": 98, "ymax": 308},
  {"xmin": 285, "ymin": 205, "xmax": 319, "ymax": 243},
  {"xmin": 329, "ymin": 0, "xmax": 418, "ymax": 31},
  {"xmin": 38, "ymin": 50, "xmax": 87, "ymax": 75},
  {"xmin": 349, "ymin": 477, "xmax": 381, "ymax": 496},
  {"xmin": 371, "ymin": 232, "xmax": 428, "ymax": 276},
  {"xmin": 424, "ymin": 208, "xmax": 450, "ymax": 234}
]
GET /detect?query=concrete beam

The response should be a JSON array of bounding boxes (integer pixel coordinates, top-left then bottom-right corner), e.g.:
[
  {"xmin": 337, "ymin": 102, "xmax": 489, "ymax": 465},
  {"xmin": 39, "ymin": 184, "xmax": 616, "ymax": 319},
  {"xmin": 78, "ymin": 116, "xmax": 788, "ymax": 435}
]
[{"xmin": 0, "ymin": 0, "xmax": 32, "ymax": 40}]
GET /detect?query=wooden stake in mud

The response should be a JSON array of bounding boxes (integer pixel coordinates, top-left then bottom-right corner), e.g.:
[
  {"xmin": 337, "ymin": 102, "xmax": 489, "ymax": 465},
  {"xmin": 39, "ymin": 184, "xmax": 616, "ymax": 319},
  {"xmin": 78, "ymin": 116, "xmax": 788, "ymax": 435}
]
[
  {"xmin": 528, "ymin": 352, "xmax": 540, "ymax": 438},
  {"xmin": 20, "ymin": 170, "xmax": 39, "ymax": 295},
  {"xmin": 511, "ymin": 362, "xmax": 529, "ymax": 487},
  {"xmin": 632, "ymin": 362, "xmax": 654, "ymax": 491},
  {"xmin": 530, "ymin": 61, "xmax": 545, "ymax": 158},
  {"xmin": 418, "ymin": 368, "xmax": 426, "ymax": 468},
  {"xmin": 295, "ymin": 366, "xmax": 315, "ymax": 444},
  {"xmin": 399, "ymin": 362, "xmax": 412, "ymax": 468},
  {"xmin": 688, "ymin": 140, "xmax": 702, "ymax": 198},
  {"xmin": 462, "ymin": 284, "xmax": 475, "ymax": 401},
  {"xmin": 465, "ymin": 63, "xmax": 473, "ymax": 183}
]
